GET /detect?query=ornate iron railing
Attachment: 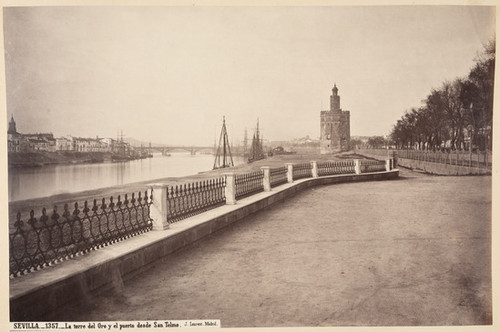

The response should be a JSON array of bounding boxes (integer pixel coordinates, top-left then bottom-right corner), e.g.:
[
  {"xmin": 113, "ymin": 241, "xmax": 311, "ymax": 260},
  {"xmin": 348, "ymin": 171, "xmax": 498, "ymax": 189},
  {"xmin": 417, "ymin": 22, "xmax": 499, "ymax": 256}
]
[
  {"xmin": 235, "ymin": 171, "xmax": 264, "ymax": 200},
  {"xmin": 270, "ymin": 166, "xmax": 288, "ymax": 188},
  {"xmin": 360, "ymin": 160, "xmax": 386, "ymax": 173},
  {"xmin": 165, "ymin": 178, "xmax": 226, "ymax": 223},
  {"xmin": 9, "ymin": 191, "xmax": 153, "ymax": 278},
  {"xmin": 317, "ymin": 160, "xmax": 355, "ymax": 176},
  {"xmin": 10, "ymin": 158, "xmax": 397, "ymax": 278},
  {"xmin": 292, "ymin": 163, "xmax": 312, "ymax": 180}
]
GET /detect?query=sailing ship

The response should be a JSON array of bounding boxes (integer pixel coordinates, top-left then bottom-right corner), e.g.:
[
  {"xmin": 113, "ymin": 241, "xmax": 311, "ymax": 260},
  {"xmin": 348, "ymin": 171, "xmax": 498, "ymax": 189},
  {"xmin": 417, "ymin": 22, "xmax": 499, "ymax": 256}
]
[{"xmin": 248, "ymin": 119, "xmax": 265, "ymax": 163}]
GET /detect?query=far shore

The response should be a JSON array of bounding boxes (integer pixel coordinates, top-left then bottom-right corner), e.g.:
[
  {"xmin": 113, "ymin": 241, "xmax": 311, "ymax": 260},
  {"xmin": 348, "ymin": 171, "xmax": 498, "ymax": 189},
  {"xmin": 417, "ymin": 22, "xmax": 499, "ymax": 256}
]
[{"xmin": 7, "ymin": 151, "xmax": 146, "ymax": 168}]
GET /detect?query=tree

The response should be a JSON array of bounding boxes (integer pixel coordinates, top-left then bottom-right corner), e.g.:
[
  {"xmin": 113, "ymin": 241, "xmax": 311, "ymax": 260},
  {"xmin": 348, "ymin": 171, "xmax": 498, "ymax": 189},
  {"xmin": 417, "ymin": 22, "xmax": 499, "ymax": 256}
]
[
  {"xmin": 349, "ymin": 138, "xmax": 363, "ymax": 150},
  {"xmin": 461, "ymin": 40, "xmax": 495, "ymax": 150},
  {"xmin": 367, "ymin": 136, "xmax": 386, "ymax": 149},
  {"xmin": 390, "ymin": 38, "xmax": 494, "ymax": 151}
]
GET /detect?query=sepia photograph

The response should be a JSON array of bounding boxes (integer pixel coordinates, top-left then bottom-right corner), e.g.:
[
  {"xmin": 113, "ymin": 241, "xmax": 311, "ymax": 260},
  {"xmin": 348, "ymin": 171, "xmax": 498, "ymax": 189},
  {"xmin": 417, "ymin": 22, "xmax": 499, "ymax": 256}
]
[{"xmin": 2, "ymin": 1, "xmax": 496, "ymax": 330}]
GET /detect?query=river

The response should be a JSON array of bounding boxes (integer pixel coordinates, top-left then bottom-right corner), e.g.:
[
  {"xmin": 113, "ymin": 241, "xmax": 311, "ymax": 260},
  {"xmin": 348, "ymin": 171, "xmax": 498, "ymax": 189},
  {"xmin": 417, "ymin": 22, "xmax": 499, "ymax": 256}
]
[{"xmin": 8, "ymin": 153, "xmax": 244, "ymax": 202}]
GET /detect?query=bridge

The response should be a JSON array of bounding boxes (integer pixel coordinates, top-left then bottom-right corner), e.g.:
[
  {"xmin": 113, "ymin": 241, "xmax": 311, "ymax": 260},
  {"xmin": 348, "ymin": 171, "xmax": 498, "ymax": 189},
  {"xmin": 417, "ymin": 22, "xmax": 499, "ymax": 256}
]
[
  {"xmin": 134, "ymin": 145, "xmax": 215, "ymax": 156},
  {"xmin": 135, "ymin": 145, "xmax": 246, "ymax": 157}
]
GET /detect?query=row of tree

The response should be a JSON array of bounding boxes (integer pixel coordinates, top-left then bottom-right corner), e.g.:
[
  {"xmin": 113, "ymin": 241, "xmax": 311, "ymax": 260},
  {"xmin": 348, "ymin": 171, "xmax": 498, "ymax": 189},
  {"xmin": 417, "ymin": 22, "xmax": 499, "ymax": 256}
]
[
  {"xmin": 390, "ymin": 40, "xmax": 494, "ymax": 151},
  {"xmin": 350, "ymin": 136, "xmax": 387, "ymax": 150}
]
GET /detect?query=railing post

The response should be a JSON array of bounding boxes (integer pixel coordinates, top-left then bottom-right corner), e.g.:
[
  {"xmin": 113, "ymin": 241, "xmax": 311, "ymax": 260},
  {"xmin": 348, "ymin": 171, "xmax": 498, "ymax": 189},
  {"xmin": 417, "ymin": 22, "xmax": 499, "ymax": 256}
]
[
  {"xmin": 392, "ymin": 151, "xmax": 398, "ymax": 168},
  {"xmin": 354, "ymin": 159, "xmax": 361, "ymax": 174},
  {"xmin": 150, "ymin": 184, "xmax": 170, "ymax": 230},
  {"xmin": 310, "ymin": 161, "xmax": 318, "ymax": 178},
  {"xmin": 261, "ymin": 166, "xmax": 271, "ymax": 192},
  {"xmin": 385, "ymin": 159, "xmax": 391, "ymax": 171},
  {"xmin": 285, "ymin": 163, "xmax": 294, "ymax": 183},
  {"xmin": 224, "ymin": 173, "xmax": 236, "ymax": 205}
]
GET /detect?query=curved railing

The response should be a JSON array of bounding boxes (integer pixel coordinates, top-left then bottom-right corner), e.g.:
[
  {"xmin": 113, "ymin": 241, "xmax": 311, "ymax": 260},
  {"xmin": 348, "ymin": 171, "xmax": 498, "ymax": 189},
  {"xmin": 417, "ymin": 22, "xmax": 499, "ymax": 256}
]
[
  {"xmin": 9, "ymin": 158, "xmax": 393, "ymax": 278},
  {"xmin": 10, "ymin": 191, "xmax": 153, "ymax": 278},
  {"xmin": 235, "ymin": 171, "xmax": 264, "ymax": 200}
]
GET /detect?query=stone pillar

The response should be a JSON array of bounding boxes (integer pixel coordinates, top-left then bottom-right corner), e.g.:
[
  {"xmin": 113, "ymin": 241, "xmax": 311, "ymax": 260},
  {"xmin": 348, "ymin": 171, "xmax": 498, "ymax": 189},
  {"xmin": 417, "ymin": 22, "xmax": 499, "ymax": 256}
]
[
  {"xmin": 385, "ymin": 159, "xmax": 391, "ymax": 171},
  {"xmin": 392, "ymin": 151, "xmax": 398, "ymax": 168},
  {"xmin": 354, "ymin": 159, "xmax": 361, "ymax": 174},
  {"xmin": 150, "ymin": 184, "xmax": 170, "ymax": 230},
  {"xmin": 261, "ymin": 166, "xmax": 271, "ymax": 192},
  {"xmin": 285, "ymin": 163, "xmax": 293, "ymax": 183},
  {"xmin": 311, "ymin": 161, "xmax": 318, "ymax": 178},
  {"xmin": 224, "ymin": 173, "xmax": 236, "ymax": 205}
]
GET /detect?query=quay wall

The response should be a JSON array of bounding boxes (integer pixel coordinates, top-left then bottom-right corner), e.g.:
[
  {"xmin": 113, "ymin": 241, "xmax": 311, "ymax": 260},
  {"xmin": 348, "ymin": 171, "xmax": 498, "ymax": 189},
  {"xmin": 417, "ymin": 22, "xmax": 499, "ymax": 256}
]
[
  {"xmin": 10, "ymin": 169, "xmax": 398, "ymax": 321},
  {"xmin": 9, "ymin": 151, "xmax": 110, "ymax": 168}
]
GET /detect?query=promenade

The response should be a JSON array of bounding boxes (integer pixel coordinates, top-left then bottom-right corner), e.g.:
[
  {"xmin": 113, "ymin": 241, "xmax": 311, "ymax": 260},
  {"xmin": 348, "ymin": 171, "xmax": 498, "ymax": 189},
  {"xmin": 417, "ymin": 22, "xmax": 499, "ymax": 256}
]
[{"xmin": 46, "ymin": 168, "xmax": 491, "ymax": 327}]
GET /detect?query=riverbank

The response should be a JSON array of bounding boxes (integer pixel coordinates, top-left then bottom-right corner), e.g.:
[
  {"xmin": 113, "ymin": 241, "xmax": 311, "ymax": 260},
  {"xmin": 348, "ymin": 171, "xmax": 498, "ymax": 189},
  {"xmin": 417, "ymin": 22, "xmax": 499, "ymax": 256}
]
[
  {"xmin": 8, "ymin": 152, "xmax": 372, "ymax": 228},
  {"xmin": 40, "ymin": 168, "xmax": 492, "ymax": 326},
  {"xmin": 8, "ymin": 151, "xmax": 143, "ymax": 168},
  {"xmin": 10, "ymin": 167, "xmax": 400, "ymax": 321}
]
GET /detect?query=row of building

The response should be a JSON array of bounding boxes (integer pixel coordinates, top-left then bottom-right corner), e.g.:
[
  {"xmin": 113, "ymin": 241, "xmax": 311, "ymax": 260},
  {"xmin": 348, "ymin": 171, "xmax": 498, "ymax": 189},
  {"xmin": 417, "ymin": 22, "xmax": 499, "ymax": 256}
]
[{"xmin": 7, "ymin": 116, "xmax": 131, "ymax": 154}]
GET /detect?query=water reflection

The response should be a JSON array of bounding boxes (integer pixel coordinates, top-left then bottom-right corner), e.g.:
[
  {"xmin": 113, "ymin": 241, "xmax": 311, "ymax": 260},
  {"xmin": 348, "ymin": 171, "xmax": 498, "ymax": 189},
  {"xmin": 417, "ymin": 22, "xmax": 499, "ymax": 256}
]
[{"xmin": 9, "ymin": 153, "xmax": 244, "ymax": 202}]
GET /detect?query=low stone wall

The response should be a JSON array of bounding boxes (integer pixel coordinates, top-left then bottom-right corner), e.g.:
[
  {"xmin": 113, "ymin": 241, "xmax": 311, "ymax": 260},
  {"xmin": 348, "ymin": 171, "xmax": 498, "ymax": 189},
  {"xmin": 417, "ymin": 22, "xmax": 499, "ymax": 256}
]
[
  {"xmin": 396, "ymin": 158, "xmax": 490, "ymax": 176},
  {"xmin": 357, "ymin": 149, "xmax": 490, "ymax": 175},
  {"xmin": 10, "ymin": 169, "xmax": 399, "ymax": 321}
]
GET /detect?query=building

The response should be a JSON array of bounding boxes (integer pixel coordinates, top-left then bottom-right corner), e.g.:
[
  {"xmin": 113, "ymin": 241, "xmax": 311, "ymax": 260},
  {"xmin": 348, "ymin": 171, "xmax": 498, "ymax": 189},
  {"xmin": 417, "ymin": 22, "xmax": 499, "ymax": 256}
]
[
  {"xmin": 7, "ymin": 116, "xmax": 122, "ymax": 154},
  {"xmin": 320, "ymin": 84, "xmax": 350, "ymax": 154},
  {"xmin": 23, "ymin": 133, "xmax": 57, "ymax": 152},
  {"xmin": 56, "ymin": 136, "xmax": 73, "ymax": 151},
  {"xmin": 56, "ymin": 137, "xmax": 73, "ymax": 151},
  {"xmin": 7, "ymin": 115, "xmax": 21, "ymax": 152}
]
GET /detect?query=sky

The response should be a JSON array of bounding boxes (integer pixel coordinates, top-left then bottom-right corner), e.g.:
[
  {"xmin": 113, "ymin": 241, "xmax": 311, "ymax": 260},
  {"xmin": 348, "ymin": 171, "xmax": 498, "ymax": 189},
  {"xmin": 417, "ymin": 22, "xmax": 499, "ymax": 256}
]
[{"xmin": 2, "ymin": 5, "xmax": 496, "ymax": 146}]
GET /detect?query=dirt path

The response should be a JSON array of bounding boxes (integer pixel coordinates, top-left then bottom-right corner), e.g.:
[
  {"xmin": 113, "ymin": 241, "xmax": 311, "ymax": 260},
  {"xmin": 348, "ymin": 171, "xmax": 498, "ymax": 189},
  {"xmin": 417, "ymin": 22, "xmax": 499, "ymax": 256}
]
[{"xmin": 49, "ymin": 169, "xmax": 492, "ymax": 327}]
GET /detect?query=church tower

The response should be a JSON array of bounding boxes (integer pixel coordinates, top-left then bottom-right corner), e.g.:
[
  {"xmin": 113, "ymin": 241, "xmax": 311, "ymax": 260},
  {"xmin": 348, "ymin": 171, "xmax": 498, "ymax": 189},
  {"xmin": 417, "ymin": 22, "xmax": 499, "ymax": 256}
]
[
  {"xmin": 8, "ymin": 115, "xmax": 18, "ymax": 135},
  {"xmin": 320, "ymin": 84, "xmax": 350, "ymax": 154}
]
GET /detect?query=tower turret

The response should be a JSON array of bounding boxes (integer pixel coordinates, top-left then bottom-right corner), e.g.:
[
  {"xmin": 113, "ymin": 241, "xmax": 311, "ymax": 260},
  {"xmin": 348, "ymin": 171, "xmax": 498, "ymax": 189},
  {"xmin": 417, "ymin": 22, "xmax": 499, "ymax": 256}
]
[{"xmin": 330, "ymin": 84, "xmax": 340, "ymax": 111}]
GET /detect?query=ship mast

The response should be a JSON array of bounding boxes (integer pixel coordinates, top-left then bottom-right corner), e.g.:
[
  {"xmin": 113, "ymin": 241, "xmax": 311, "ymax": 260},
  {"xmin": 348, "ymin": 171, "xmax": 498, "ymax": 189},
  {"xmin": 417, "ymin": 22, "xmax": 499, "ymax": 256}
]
[{"xmin": 213, "ymin": 116, "xmax": 234, "ymax": 169}]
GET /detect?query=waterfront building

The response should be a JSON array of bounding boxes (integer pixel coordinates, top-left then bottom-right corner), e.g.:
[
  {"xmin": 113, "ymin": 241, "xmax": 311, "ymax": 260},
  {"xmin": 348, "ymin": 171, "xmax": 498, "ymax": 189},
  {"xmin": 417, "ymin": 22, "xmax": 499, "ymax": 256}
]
[
  {"xmin": 99, "ymin": 137, "xmax": 114, "ymax": 152},
  {"xmin": 56, "ymin": 136, "xmax": 73, "ymax": 151},
  {"xmin": 320, "ymin": 84, "xmax": 351, "ymax": 154},
  {"xmin": 7, "ymin": 116, "xmax": 126, "ymax": 154},
  {"xmin": 23, "ymin": 133, "xmax": 57, "ymax": 152},
  {"xmin": 7, "ymin": 115, "xmax": 21, "ymax": 152},
  {"xmin": 72, "ymin": 137, "xmax": 110, "ymax": 152}
]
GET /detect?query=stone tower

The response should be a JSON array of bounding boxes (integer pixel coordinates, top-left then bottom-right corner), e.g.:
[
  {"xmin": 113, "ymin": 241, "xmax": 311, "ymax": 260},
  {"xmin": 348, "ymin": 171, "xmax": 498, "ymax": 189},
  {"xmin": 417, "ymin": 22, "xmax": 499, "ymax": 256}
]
[
  {"xmin": 8, "ymin": 115, "xmax": 17, "ymax": 135},
  {"xmin": 320, "ymin": 84, "xmax": 350, "ymax": 154}
]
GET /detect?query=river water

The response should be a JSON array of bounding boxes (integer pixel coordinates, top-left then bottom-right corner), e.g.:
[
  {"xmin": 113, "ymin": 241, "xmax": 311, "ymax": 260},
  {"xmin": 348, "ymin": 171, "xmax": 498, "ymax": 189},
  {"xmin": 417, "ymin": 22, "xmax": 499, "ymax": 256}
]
[{"xmin": 8, "ymin": 153, "xmax": 244, "ymax": 202}]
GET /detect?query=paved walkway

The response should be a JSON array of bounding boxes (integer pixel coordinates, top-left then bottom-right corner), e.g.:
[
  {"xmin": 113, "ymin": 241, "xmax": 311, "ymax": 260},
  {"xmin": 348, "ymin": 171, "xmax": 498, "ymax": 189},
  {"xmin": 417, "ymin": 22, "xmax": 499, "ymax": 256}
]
[{"xmin": 51, "ymin": 169, "xmax": 492, "ymax": 327}]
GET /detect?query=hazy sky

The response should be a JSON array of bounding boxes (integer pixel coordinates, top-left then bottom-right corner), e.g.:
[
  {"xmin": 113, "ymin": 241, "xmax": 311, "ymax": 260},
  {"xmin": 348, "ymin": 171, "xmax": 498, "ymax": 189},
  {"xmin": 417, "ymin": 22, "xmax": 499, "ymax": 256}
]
[{"xmin": 3, "ymin": 5, "xmax": 495, "ymax": 146}]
